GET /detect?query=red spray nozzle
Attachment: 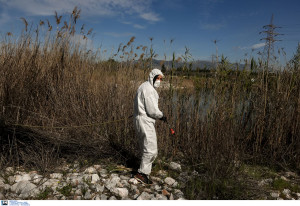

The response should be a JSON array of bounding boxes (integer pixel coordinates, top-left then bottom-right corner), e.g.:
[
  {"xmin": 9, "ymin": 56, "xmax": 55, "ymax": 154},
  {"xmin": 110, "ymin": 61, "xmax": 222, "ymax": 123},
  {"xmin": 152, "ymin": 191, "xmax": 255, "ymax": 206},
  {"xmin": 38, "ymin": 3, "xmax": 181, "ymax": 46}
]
[{"xmin": 170, "ymin": 128, "xmax": 175, "ymax": 135}]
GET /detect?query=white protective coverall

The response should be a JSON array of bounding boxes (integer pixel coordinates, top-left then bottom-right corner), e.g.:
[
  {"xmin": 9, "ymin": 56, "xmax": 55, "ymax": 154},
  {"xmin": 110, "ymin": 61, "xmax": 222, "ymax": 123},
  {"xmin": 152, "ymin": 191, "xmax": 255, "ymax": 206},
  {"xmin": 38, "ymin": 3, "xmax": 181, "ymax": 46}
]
[{"xmin": 134, "ymin": 68, "xmax": 164, "ymax": 175}]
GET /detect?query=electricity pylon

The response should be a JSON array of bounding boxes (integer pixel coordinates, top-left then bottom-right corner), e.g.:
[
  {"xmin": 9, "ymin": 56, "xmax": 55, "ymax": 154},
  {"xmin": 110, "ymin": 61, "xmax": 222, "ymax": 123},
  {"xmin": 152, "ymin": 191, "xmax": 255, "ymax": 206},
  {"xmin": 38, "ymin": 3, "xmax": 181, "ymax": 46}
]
[{"xmin": 259, "ymin": 14, "xmax": 283, "ymax": 70}]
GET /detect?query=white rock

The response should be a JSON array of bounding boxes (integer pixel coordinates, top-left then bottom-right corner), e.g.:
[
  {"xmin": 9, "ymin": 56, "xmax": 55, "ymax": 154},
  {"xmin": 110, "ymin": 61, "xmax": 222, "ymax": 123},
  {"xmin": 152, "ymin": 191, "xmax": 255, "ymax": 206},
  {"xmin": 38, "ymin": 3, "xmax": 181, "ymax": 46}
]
[
  {"xmin": 70, "ymin": 177, "xmax": 82, "ymax": 186},
  {"xmin": 83, "ymin": 182, "xmax": 90, "ymax": 189},
  {"xmin": 0, "ymin": 192, "xmax": 5, "ymax": 199},
  {"xmin": 75, "ymin": 189, "xmax": 82, "ymax": 196},
  {"xmin": 96, "ymin": 184, "xmax": 105, "ymax": 193},
  {"xmin": 158, "ymin": 170, "xmax": 167, "ymax": 177},
  {"xmin": 42, "ymin": 179, "xmax": 60, "ymax": 190},
  {"xmin": 100, "ymin": 173, "xmax": 108, "ymax": 178},
  {"xmin": 164, "ymin": 185, "xmax": 173, "ymax": 192},
  {"xmin": 84, "ymin": 166, "xmax": 97, "ymax": 174},
  {"xmin": 14, "ymin": 175, "xmax": 22, "ymax": 183},
  {"xmin": 122, "ymin": 197, "xmax": 132, "ymax": 200},
  {"xmin": 258, "ymin": 180, "xmax": 266, "ymax": 187},
  {"xmin": 8, "ymin": 176, "xmax": 16, "ymax": 184},
  {"xmin": 144, "ymin": 188, "xmax": 152, "ymax": 193},
  {"xmin": 170, "ymin": 193, "xmax": 174, "ymax": 200},
  {"xmin": 286, "ymin": 194, "xmax": 292, "ymax": 200},
  {"xmin": 156, "ymin": 194, "xmax": 168, "ymax": 200},
  {"xmin": 113, "ymin": 188, "xmax": 128, "ymax": 198},
  {"xmin": 50, "ymin": 173, "xmax": 63, "ymax": 180},
  {"xmin": 270, "ymin": 192, "xmax": 280, "ymax": 198},
  {"xmin": 151, "ymin": 176, "xmax": 163, "ymax": 183},
  {"xmin": 280, "ymin": 176, "xmax": 289, "ymax": 181},
  {"xmin": 154, "ymin": 185, "xmax": 162, "ymax": 191},
  {"xmin": 105, "ymin": 176, "xmax": 121, "ymax": 190},
  {"xmin": 0, "ymin": 177, "xmax": 5, "ymax": 184},
  {"xmin": 110, "ymin": 173, "xmax": 119, "ymax": 177},
  {"xmin": 16, "ymin": 171, "xmax": 26, "ymax": 175},
  {"xmin": 100, "ymin": 169, "xmax": 108, "ymax": 175},
  {"xmin": 94, "ymin": 195, "xmax": 101, "ymax": 200},
  {"xmin": 93, "ymin": 165, "xmax": 102, "ymax": 170},
  {"xmin": 91, "ymin": 174, "xmax": 100, "ymax": 184},
  {"xmin": 296, "ymin": 193, "xmax": 300, "ymax": 197},
  {"xmin": 258, "ymin": 178, "xmax": 273, "ymax": 186},
  {"xmin": 101, "ymin": 194, "xmax": 108, "ymax": 200},
  {"xmin": 174, "ymin": 189, "xmax": 184, "ymax": 198},
  {"xmin": 109, "ymin": 196, "xmax": 117, "ymax": 200},
  {"xmin": 84, "ymin": 190, "xmax": 92, "ymax": 199},
  {"xmin": 169, "ymin": 162, "xmax": 182, "ymax": 171},
  {"xmin": 137, "ymin": 192, "xmax": 151, "ymax": 200},
  {"xmin": 5, "ymin": 167, "xmax": 14, "ymax": 174},
  {"xmin": 285, "ymin": 172, "xmax": 297, "ymax": 178},
  {"xmin": 130, "ymin": 185, "xmax": 138, "ymax": 191},
  {"xmin": 82, "ymin": 174, "xmax": 92, "ymax": 182},
  {"xmin": 68, "ymin": 172, "xmax": 80, "ymax": 177},
  {"xmin": 29, "ymin": 171, "xmax": 38, "ymax": 179},
  {"xmin": 32, "ymin": 174, "xmax": 43, "ymax": 184},
  {"xmin": 29, "ymin": 188, "xmax": 40, "ymax": 197},
  {"xmin": 164, "ymin": 177, "xmax": 176, "ymax": 186},
  {"xmin": 15, "ymin": 174, "xmax": 31, "ymax": 182},
  {"xmin": 283, "ymin": 189, "xmax": 291, "ymax": 195},
  {"xmin": 120, "ymin": 175, "xmax": 130, "ymax": 180},
  {"xmin": 128, "ymin": 178, "xmax": 138, "ymax": 185},
  {"xmin": 11, "ymin": 181, "xmax": 37, "ymax": 195},
  {"xmin": 121, "ymin": 180, "xmax": 130, "ymax": 187},
  {"xmin": 3, "ymin": 184, "xmax": 10, "ymax": 191}
]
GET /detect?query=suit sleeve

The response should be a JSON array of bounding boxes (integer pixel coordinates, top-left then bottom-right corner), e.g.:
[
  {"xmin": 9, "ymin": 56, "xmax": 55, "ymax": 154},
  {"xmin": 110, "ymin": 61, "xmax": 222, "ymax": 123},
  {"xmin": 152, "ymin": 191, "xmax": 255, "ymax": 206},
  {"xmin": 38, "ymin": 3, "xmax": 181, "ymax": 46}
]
[{"xmin": 144, "ymin": 93, "xmax": 163, "ymax": 119}]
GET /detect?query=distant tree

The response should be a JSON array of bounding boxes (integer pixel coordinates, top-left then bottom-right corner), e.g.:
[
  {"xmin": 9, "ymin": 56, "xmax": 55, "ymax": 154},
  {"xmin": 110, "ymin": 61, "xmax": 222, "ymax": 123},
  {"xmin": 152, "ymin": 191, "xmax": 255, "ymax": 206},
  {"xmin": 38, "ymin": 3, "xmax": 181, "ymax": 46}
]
[
  {"xmin": 290, "ymin": 43, "xmax": 300, "ymax": 71},
  {"xmin": 161, "ymin": 63, "xmax": 166, "ymax": 73}
]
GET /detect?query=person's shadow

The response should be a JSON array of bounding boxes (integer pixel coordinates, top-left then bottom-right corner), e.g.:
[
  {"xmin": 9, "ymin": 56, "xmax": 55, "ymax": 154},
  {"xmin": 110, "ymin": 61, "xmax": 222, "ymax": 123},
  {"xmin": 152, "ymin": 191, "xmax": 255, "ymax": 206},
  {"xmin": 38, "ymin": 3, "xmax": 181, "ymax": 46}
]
[{"xmin": 109, "ymin": 141, "xmax": 140, "ymax": 177}]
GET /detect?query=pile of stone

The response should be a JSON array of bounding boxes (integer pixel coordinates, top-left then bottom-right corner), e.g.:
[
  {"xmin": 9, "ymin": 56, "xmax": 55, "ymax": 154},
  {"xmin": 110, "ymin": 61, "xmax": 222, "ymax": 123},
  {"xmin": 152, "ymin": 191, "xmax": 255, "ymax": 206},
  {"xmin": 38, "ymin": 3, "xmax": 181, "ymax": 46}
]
[
  {"xmin": 0, "ymin": 162, "xmax": 186, "ymax": 200},
  {"xmin": 268, "ymin": 172, "xmax": 300, "ymax": 200}
]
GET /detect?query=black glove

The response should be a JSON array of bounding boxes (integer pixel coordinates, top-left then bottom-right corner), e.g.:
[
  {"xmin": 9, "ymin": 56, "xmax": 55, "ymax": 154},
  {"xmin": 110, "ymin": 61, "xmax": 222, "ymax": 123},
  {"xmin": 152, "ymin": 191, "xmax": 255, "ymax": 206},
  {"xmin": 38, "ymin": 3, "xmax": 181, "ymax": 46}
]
[{"xmin": 160, "ymin": 116, "xmax": 167, "ymax": 123}]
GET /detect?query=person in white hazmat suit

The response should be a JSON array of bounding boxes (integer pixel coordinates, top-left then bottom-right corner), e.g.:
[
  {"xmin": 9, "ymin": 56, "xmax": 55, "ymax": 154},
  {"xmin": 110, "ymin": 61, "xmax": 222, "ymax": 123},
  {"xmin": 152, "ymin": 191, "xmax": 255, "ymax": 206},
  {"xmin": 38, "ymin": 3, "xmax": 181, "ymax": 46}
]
[{"xmin": 133, "ymin": 68, "xmax": 167, "ymax": 184}]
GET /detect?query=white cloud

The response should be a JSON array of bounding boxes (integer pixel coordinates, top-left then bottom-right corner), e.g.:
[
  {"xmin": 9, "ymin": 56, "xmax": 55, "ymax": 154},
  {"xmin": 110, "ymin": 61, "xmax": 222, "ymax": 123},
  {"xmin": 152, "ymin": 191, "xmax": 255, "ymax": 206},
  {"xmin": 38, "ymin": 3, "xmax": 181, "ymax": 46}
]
[
  {"xmin": 104, "ymin": 32, "xmax": 134, "ymax": 37},
  {"xmin": 121, "ymin": 21, "xmax": 145, "ymax": 29},
  {"xmin": 236, "ymin": 43, "xmax": 266, "ymax": 51},
  {"xmin": 140, "ymin": 12, "xmax": 160, "ymax": 22},
  {"xmin": 133, "ymin": 24, "xmax": 145, "ymax": 29},
  {"xmin": 0, "ymin": 0, "xmax": 161, "ymax": 22},
  {"xmin": 251, "ymin": 43, "xmax": 265, "ymax": 50}
]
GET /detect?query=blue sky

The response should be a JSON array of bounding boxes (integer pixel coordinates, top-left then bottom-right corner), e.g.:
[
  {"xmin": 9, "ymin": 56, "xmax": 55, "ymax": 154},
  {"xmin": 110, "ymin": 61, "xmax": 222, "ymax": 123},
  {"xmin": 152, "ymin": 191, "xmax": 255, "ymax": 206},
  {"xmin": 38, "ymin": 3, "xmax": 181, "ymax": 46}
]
[{"xmin": 1, "ymin": 0, "xmax": 300, "ymax": 64}]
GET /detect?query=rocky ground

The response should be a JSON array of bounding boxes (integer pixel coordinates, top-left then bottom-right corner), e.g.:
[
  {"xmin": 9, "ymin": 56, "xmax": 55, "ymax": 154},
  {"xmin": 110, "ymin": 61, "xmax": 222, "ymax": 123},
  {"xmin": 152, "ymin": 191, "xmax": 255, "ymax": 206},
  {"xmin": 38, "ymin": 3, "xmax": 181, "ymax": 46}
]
[
  {"xmin": 0, "ymin": 160, "xmax": 299, "ymax": 200},
  {"xmin": 236, "ymin": 164, "xmax": 300, "ymax": 200},
  {"xmin": 0, "ymin": 160, "xmax": 186, "ymax": 200}
]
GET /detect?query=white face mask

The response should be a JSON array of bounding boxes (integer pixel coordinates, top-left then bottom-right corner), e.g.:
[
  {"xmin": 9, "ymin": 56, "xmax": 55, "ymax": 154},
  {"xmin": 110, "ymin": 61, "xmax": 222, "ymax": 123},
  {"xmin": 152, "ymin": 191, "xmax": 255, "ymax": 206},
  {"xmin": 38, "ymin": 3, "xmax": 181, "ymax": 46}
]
[{"xmin": 154, "ymin": 80, "xmax": 161, "ymax": 88}]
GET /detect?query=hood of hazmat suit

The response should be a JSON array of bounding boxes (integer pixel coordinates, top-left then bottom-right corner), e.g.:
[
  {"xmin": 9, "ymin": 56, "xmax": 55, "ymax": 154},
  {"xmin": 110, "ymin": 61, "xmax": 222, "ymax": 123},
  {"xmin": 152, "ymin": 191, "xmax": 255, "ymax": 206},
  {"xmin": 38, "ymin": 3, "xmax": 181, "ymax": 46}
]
[
  {"xmin": 133, "ymin": 68, "xmax": 164, "ymax": 175},
  {"xmin": 134, "ymin": 68, "xmax": 164, "ymax": 121}
]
